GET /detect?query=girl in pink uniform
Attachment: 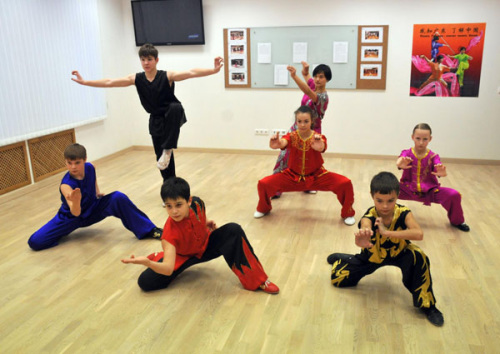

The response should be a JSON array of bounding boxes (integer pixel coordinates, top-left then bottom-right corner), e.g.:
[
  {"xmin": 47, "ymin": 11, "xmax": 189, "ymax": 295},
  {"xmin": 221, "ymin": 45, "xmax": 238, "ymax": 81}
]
[{"xmin": 397, "ymin": 123, "xmax": 470, "ymax": 231}]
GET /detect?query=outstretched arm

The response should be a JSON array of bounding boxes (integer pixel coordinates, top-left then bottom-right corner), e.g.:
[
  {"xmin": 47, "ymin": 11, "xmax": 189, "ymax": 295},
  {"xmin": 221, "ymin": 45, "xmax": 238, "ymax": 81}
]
[
  {"xmin": 287, "ymin": 65, "xmax": 318, "ymax": 103},
  {"xmin": 375, "ymin": 212, "xmax": 423, "ymax": 241},
  {"xmin": 121, "ymin": 240, "xmax": 176, "ymax": 276},
  {"xmin": 60, "ymin": 184, "xmax": 82, "ymax": 217},
  {"xmin": 168, "ymin": 57, "xmax": 224, "ymax": 82},
  {"xmin": 420, "ymin": 55, "xmax": 432, "ymax": 64},
  {"xmin": 71, "ymin": 71, "xmax": 135, "ymax": 88},
  {"xmin": 269, "ymin": 133, "xmax": 288, "ymax": 150}
]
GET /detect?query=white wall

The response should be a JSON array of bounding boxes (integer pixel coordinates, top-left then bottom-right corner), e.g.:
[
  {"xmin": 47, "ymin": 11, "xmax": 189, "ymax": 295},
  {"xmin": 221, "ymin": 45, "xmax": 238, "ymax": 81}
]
[
  {"xmin": 77, "ymin": 0, "xmax": 500, "ymax": 161},
  {"xmin": 75, "ymin": 0, "xmax": 136, "ymax": 160}
]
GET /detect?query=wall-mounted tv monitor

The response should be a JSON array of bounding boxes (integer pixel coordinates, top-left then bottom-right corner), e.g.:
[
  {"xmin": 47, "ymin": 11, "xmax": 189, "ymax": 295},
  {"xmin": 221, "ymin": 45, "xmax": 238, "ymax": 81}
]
[{"xmin": 131, "ymin": 0, "xmax": 205, "ymax": 46}]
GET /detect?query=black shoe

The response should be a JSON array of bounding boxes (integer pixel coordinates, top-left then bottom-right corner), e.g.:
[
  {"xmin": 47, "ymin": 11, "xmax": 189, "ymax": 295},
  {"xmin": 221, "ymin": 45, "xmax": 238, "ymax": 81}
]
[
  {"xmin": 147, "ymin": 227, "xmax": 163, "ymax": 240},
  {"xmin": 421, "ymin": 306, "xmax": 444, "ymax": 326},
  {"xmin": 452, "ymin": 223, "xmax": 470, "ymax": 232},
  {"xmin": 327, "ymin": 253, "xmax": 358, "ymax": 265}
]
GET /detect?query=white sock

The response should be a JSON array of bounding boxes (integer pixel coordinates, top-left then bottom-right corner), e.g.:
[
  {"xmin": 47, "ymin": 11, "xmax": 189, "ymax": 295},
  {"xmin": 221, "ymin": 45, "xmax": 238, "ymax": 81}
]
[{"xmin": 157, "ymin": 149, "xmax": 172, "ymax": 170}]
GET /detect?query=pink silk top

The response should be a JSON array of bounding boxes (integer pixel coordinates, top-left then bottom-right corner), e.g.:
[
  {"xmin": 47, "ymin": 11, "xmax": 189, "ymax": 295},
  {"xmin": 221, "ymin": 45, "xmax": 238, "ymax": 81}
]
[{"xmin": 399, "ymin": 148, "xmax": 441, "ymax": 193}]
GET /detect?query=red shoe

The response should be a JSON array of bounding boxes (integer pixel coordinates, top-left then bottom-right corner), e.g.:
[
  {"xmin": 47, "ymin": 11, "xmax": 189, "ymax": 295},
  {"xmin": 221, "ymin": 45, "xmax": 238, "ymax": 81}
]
[{"xmin": 259, "ymin": 280, "xmax": 279, "ymax": 294}]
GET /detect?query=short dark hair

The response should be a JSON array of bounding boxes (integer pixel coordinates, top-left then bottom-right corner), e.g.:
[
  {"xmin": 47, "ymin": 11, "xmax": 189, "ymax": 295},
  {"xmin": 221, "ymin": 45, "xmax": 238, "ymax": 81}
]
[
  {"xmin": 436, "ymin": 54, "xmax": 444, "ymax": 62},
  {"xmin": 294, "ymin": 105, "xmax": 316, "ymax": 129},
  {"xmin": 138, "ymin": 43, "xmax": 158, "ymax": 59},
  {"xmin": 161, "ymin": 177, "xmax": 190, "ymax": 202},
  {"xmin": 412, "ymin": 123, "xmax": 432, "ymax": 135},
  {"xmin": 312, "ymin": 64, "xmax": 332, "ymax": 81},
  {"xmin": 370, "ymin": 172, "xmax": 399, "ymax": 196},
  {"xmin": 64, "ymin": 143, "xmax": 86, "ymax": 160}
]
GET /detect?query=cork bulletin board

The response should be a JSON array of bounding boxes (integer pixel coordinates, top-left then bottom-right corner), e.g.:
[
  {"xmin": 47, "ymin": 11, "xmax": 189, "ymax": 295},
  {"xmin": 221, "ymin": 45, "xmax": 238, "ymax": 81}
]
[
  {"xmin": 356, "ymin": 25, "xmax": 389, "ymax": 90},
  {"xmin": 223, "ymin": 25, "xmax": 388, "ymax": 91},
  {"xmin": 223, "ymin": 28, "xmax": 251, "ymax": 88}
]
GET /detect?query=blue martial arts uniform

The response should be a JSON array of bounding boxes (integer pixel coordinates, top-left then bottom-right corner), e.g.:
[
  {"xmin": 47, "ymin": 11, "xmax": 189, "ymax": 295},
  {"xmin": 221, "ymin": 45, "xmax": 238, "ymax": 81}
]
[{"xmin": 28, "ymin": 162, "xmax": 156, "ymax": 251}]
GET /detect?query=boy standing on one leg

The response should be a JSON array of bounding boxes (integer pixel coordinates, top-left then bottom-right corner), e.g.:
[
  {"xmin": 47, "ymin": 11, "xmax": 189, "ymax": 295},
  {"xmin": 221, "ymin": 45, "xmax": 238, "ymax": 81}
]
[{"xmin": 71, "ymin": 44, "xmax": 223, "ymax": 183}]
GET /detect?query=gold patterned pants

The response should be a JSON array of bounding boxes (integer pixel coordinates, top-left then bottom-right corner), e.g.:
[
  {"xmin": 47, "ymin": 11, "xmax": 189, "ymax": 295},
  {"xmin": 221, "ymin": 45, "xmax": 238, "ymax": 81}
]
[{"xmin": 330, "ymin": 244, "xmax": 436, "ymax": 308}]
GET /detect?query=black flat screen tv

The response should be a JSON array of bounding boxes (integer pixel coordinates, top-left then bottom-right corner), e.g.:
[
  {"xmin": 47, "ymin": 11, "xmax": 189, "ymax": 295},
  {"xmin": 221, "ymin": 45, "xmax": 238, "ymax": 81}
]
[{"xmin": 131, "ymin": 0, "xmax": 205, "ymax": 46}]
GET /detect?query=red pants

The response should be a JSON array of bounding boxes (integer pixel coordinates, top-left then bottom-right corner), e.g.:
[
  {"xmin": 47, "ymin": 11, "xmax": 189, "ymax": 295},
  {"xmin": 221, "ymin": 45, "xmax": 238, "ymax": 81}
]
[{"xmin": 257, "ymin": 170, "xmax": 355, "ymax": 218}]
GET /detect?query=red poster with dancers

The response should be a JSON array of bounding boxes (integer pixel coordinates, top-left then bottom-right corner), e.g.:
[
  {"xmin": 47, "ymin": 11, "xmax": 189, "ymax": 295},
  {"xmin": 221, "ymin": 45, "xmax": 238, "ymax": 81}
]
[{"xmin": 410, "ymin": 23, "xmax": 486, "ymax": 97}]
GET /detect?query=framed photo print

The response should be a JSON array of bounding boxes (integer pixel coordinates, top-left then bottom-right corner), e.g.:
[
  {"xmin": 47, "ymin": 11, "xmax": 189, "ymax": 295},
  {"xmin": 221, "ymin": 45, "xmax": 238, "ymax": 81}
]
[
  {"xmin": 230, "ymin": 72, "xmax": 247, "ymax": 85},
  {"xmin": 360, "ymin": 64, "xmax": 382, "ymax": 80},
  {"xmin": 230, "ymin": 58, "xmax": 245, "ymax": 69},
  {"xmin": 361, "ymin": 27, "xmax": 384, "ymax": 43},
  {"xmin": 230, "ymin": 44, "xmax": 245, "ymax": 55},
  {"xmin": 229, "ymin": 29, "xmax": 246, "ymax": 42},
  {"xmin": 361, "ymin": 46, "xmax": 383, "ymax": 61}
]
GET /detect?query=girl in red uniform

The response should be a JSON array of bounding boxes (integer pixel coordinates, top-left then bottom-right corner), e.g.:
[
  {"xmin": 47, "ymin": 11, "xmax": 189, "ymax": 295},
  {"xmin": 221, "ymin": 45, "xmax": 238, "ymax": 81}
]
[{"xmin": 255, "ymin": 106, "xmax": 356, "ymax": 225}]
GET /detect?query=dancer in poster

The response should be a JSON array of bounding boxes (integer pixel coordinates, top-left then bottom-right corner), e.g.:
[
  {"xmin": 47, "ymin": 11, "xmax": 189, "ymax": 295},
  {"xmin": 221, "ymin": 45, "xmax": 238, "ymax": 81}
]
[
  {"xmin": 418, "ymin": 55, "xmax": 452, "ymax": 89},
  {"xmin": 448, "ymin": 47, "xmax": 473, "ymax": 87},
  {"xmin": 430, "ymin": 32, "xmax": 453, "ymax": 61},
  {"xmin": 410, "ymin": 55, "xmax": 459, "ymax": 97}
]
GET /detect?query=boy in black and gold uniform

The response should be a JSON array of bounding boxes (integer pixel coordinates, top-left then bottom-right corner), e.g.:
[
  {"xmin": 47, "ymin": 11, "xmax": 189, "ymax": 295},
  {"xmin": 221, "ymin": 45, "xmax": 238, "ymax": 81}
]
[{"xmin": 327, "ymin": 171, "xmax": 444, "ymax": 326}]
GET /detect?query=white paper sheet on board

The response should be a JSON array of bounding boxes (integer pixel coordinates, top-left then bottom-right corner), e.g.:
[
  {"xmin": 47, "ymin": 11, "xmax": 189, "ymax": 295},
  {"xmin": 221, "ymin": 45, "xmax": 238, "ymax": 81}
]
[
  {"xmin": 258, "ymin": 42, "xmax": 272, "ymax": 63},
  {"xmin": 293, "ymin": 42, "xmax": 308, "ymax": 63},
  {"xmin": 274, "ymin": 65, "xmax": 289, "ymax": 85},
  {"xmin": 333, "ymin": 41, "xmax": 348, "ymax": 63}
]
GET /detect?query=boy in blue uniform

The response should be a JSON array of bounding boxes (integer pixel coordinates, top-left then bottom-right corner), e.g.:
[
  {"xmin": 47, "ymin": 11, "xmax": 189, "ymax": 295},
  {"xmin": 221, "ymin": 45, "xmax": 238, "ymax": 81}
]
[
  {"xmin": 327, "ymin": 172, "xmax": 444, "ymax": 326},
  {"xmin": 28, "ymin": 143, "xmax": 162, "ymax": 251}
]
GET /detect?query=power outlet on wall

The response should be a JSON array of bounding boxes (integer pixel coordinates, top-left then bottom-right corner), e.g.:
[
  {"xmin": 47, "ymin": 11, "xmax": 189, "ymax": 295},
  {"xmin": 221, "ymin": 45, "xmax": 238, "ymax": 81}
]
[
  {"xmin": 255, "ymin": 129, "xmax": 269, "ymax": 135},
  {"xmin": 272, "ymin": 129, "xmax": 287, "ymax": 136}
]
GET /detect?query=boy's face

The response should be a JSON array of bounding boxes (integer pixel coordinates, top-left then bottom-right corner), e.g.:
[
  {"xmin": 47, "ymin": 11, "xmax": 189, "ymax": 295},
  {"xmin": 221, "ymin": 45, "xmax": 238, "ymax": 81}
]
[
  {"xmin": 372, "ymin": 191, "xmax": 398, "ymax": 218},
  {"xmin": 140, "ymin": 55, "xmax": 159, "ymax": 73},
  {"xmin": 296, "ymin": 112, "xmax": 312, "ymax": 134},
  {"xmin": 164, "ymin": 196, "xmax": 192, "ymax": 222},
  {"xmin": 65, "ymin": 158, "xmax": 86, "ymax": 179},
  {"xmin": 313, "ymin": 72, "xmax": 328, "ymax": 89},
  {"xmin": 411, "ymin": 129, "xmax": 432, "ymax": 154}
]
